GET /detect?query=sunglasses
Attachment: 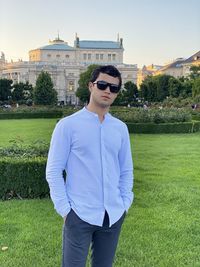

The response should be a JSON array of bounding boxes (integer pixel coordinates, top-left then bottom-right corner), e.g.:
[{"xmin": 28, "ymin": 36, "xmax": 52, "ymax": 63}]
[{"xmin": 93, "ymin": 80, "xmax": 120, "ymax": 93}]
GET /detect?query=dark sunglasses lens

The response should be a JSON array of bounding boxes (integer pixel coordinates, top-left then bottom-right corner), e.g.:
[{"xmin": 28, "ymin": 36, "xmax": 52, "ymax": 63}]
[
  {"xmin": 110, "ymin": 85, "xmax": 120, "ymax": 93},
  {"xmin": 97, "ymin": 81, "xmax": 107, "ymax": 90},
  {"xmin": 96, "ymin": 81, "xmax": 120, "ymax": 93}
]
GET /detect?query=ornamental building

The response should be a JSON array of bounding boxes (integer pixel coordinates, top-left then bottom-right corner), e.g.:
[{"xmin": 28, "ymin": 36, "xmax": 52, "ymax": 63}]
[{"xmin": 0, "ymin": 35, "xmax": 138, "ymax": 105}]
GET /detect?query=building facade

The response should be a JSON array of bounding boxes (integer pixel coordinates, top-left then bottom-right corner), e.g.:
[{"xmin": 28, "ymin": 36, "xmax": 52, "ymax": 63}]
[
  {"xmin": 153, "ymin": 51, "xmax": 200, "ymax": 78},
  {"xmin": 137, "ymin": 64, "xmax": 163, "ymax": 88},
  {"xmin": 0, "ymin": 35, "xmax": 138, "ymax": 105},
  {"xmin": 136, "ymin": 51, "xmax": 200, "ymax": 89}
]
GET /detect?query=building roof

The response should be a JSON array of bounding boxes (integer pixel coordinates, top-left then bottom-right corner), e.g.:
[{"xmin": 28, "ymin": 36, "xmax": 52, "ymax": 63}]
[
  {"xmin": 183, "ymin": 50, "xmax": 200, "ymax": 64},
  {"xmin": 38, "ymin": 43, "xmax": 75, "ymax": 51},
  {"xmin": 159, "ymin": 59, "xmax": 185, "ymax": 71},
  {"xmin": 31, "ymin": 36, "xmax": 123, "ymax": 52},
  {"xmin": 77, "ymin": 40, "xmax": 122, "ymax": 49},
  {"xmin": 35, "ymin": 36, "xmax": 75, "ymax": 51}
]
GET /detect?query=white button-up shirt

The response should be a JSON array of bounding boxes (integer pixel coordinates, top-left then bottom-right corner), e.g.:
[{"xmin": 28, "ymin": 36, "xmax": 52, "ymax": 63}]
[{"xmin": 46, "ymin": 107, "xmax": 134, "ymax": 227}]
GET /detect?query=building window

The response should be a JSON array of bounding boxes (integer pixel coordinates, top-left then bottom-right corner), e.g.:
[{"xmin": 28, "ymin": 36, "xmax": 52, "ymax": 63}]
[
  {"xmin": 56, "ymin": 54, "xmax": 60, "ymax": 58},
  {"xmin": 68, "ymin": 80, "xmax": 75, "ymax": 91},
  {"xmin": 96, "ymin": 54, "xmax": 99, "ymax": 60},
  {"xmin": 83, "ymin": 53, "xmax": 87, "ymax": 60},
  {"xmin": 112, "ymin": 54, "xmax": 116, "ymax": 61},
  {"xmin": 47, "ymin": 54, "xmax": 51, "ymax": 58},
  {"xmin": 100, "ymin": 54, "xmax": 104, "ymax": 60},
  {"xmin": 65, "ymin": 55, "xmax": 69, "ymax": 58},
  {"xmin": 88, "ymin": 54, "xmax": 91, "ymax": 60},
  {"xmin": 108, "ymin": 54, "xmax": 111, "ymax": 61}
]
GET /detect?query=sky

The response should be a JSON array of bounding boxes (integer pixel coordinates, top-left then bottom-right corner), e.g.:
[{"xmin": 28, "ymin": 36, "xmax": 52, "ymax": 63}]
[{"xmin": 0, "ymin": 0, "xmax": 199, "ymax": 67}]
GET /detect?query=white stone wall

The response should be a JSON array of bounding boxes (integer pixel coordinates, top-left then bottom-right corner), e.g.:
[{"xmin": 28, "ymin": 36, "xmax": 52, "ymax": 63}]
[
  {"xmin": 29, "ymin": 47, "xmax": 123, "ymax": 65},
  {"xmin": 29, "ymin": 49, "xmax": 76, "ymax": 63},
  {"xmin": 77, "ymin": 49, "xmax": 123, "ymax": 65}
]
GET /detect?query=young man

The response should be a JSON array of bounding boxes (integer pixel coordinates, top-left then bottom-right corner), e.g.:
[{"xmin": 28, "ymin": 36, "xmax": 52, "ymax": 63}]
[{"xmin": 46, "ymin": 65, "xmax": 134, "ymax": 267}]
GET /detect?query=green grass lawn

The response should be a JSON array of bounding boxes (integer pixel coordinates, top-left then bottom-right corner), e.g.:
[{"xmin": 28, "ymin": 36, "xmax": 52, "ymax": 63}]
[
  {"xmin": 0, "ymin": 119, "xmax": 57, "ymax": 146},
  {"xmin": 0, "ymin": 119, "xmax": 200, "ymax": 266}
]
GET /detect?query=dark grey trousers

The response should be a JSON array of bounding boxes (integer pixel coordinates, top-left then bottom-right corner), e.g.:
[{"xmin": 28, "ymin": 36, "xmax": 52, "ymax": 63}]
[{"xmin": 62, "ymin": 209, "xmax": 126, "ymax": 267}]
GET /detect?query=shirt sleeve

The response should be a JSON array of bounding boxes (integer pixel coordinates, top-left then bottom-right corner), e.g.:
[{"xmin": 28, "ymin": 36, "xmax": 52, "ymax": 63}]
[
  {"xmin": 46, "ymin": 119, "xmax": 71, "ymax": 217},
  {"xmin": 118, "ymin": 124, "xmax": 134, "ymax": 212}
]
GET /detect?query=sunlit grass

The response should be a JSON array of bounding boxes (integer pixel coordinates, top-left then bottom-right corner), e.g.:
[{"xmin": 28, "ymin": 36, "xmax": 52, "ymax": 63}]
[{"xmin": 0, "ymin": 119, "xmax": 57, "ymax": 146}]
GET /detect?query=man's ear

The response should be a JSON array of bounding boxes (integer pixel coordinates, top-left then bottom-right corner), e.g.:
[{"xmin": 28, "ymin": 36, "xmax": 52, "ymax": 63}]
[{"xmin": 88, "ymin": 82, "xmax": 93, "ymax": 93}]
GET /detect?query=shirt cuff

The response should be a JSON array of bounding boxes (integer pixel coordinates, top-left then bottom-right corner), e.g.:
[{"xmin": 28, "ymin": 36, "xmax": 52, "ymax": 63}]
[{"xmin": 56, "ymin": 204, "xmax": 71, "ymax": 218}]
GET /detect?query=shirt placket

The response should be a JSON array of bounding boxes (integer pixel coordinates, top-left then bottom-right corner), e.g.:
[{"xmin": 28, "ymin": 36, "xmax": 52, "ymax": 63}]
[{"xmin": 99, "ymin": 122, "xmax": 108, "ymax": 213}]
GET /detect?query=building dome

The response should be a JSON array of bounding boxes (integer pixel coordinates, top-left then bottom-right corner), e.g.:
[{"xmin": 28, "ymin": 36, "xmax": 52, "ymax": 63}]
[{"xmin": 37, "ymin": 36, "xmax": 74, "ymax": 51}]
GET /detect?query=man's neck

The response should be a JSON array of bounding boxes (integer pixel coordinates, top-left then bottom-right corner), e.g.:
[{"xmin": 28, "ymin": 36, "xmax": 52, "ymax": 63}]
[{"xmin": 86, "ymin": 103, "xmax": 109, "ymax": 122}]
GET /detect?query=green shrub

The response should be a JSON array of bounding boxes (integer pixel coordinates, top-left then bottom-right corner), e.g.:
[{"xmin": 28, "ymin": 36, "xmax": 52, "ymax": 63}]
[
  {"xmin": 0, "ymin": 111, "xmax": 63, "ymax": 119},
  {"xmin": 126, "ymin": 121, "xmax": 200, "ymax": 133},
  {"xmin": 0, "ymin": 105, "xmax": 81, "ymax": 119},
  {"xmin": 0, "ymin": 157, "xmax": 49, "ymax": 199},
  {"xmin": 191, "ymin": 110, "xmax": 200, "ymax": 121},
  {"xmin": 0, "ymin": 140, "xmax": 49, "ymax": 157},
  {"xmin": 111, "ymin": 108, "xmax": 192, "ymax": 124}
]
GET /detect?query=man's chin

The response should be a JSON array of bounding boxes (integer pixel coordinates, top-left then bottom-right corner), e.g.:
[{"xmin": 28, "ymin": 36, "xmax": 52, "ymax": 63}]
[{"xmin": 99, "ymin": 102, "xmax": 111, "ymax": 108}]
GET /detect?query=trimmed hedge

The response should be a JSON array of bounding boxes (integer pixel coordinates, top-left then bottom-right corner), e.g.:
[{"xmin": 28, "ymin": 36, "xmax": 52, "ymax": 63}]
[
  {"xmin": 0, "ymin": 157, "xmax": 49, "ymax": 199},
  {"xmin": 0, "ymin": 111, "xmax": 63, "ymax": 119},
  {"xmin": 192, "ymin": 113, "xmax": 200, "ymax": 121},
  {"xmin": 126, "ymin": 121, "xmax": 200, "ymax": 134}
]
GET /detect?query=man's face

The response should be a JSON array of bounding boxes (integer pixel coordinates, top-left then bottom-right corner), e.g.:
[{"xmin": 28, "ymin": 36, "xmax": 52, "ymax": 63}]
[{"xmin": 88, "ymin": 73, "xmax": 120, "ymax": 108}]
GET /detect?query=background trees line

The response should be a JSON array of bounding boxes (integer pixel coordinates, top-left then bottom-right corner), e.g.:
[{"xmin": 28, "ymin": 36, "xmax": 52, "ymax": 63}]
[
  {"xmin": 76, "ymin": 64, "xmax": 200, "ymax": 105},
  {"xmin": 0, "ymin": 65, "xmax": 200, "ymax": 106},
  {"xmin": 0, "ymin": 72, "xmax": 57, "ymax": 106},
  {"xmin": 139, "ymin": 67, "xmax": 200, "ymax": 103}
]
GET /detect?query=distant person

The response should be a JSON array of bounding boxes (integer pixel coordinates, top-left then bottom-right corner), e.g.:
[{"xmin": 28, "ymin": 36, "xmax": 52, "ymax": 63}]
[
  {"xmin": 143, "ymin": 103, "xmax": 148, "ymax": 110},
  {"xmin": 191, "ymin": 104, "xmax": 197, "ymax": 110},
  {"xmin": 46, "ymin": 65, "xmax": 134, "ymax": 267}
]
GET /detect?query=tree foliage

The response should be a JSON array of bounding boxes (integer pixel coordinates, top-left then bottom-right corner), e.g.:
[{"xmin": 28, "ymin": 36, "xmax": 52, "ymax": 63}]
[
  {"xmin": 140, "ymin": 76, "xmax": 157, "ymax": 102},
  {"xmin": 0, "ymin": 79, "xmax": 12, "ymax": 102},
  {"xmin": 12, "ymin": 81, "xmax": 33, "ymax": 103},
  {"xmin": 192, "ymin": 77, "xmax": 200, "ymax": 97},
  {"xmin": 168, "ymin": 77, "xmax": 183, "ymax": 98},
  {"xmin": 76, "ymin": 64, "xmax": 99, "ymax": 103},
  {"xmin": 123, "ymin": 81, "xmax": 138, "ymax": 104},
  {"xmin": 140, "ymin": 74, "xmax": 194, "ymax": 102},
  {"xmin": 33, "ymin": 71, "xmax": 57, "ymax": 105},
  {"xmin": 190, "ymin": 65, "xmax": 200, "ymax": 80}
]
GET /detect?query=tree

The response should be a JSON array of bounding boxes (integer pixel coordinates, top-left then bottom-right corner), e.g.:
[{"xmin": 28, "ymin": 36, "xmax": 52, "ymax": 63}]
[
  {"xmin": 34, "ymin": 71, "xmax": 57, "ymax": 105},
  {"xmin": 76, "ymin": 64, "xmax": 99, "ymax": 103},
  {"xmin": 140, "ymin": 76, "xmax": 158, "ymax": 102},
  {"xmin": 12, "ymin": 82, "xmax": 24, "ymax": 101},
  {"xmin": 113, "ymin": 90, "xmax": 125, "ymax": 106},
  {"xmin": 155, "ymin": 74, "xmax": 171, "ymax": 101},
  {"xmin": 12, "ymin": 81, "xmax": 33, "ymax": 103},
  {"xmin": 168, "ymin": 77, "xmax": 183, "ymax": 98},
  {"xmin": 123, "ymin": 81, "xmax": 138, "ymax": 105},
  {"xmin": 179, "ymin": 78, "xmax": 192, "ymax": 98},
  {"xmin": 140, "ymin": 74, "xmax": 173, "ymax": 102},
  {"xmin": 190, "ymin": 65, "xmax": 200, "ymax": 80},
  {"xmin": 140, "ymin": 81, "xmax": 149, "ymax": 101},
  {"xmin": 0, "ymin": 79, "xmax": 12, "ymax": 102},
  {"xmin": 192, "ymin": 77, "xmax": 200, "ymax": 97}
]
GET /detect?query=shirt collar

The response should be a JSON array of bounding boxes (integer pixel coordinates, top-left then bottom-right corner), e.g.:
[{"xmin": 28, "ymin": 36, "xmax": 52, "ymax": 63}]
[{"xmin": 82, "ymin": 106, "xmax": 111, "ymax": 119}]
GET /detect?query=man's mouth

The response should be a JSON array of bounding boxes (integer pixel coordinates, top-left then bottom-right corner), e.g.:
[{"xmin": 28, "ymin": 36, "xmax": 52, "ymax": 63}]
[{"xmin": 102, "ymin": 95, "xmax": 110, "ymax": 100}]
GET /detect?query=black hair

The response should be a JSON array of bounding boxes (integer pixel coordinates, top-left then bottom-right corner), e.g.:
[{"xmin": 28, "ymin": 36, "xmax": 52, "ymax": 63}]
[{"xmin": 89, "ymin": 65, "xmax": 122, "ymax": 88}]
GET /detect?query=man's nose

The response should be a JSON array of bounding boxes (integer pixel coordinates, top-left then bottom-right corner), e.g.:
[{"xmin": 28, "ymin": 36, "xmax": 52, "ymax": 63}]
[{"xmin": 104, "ymin": 86, "xmax": 111, "ymax": 93}]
